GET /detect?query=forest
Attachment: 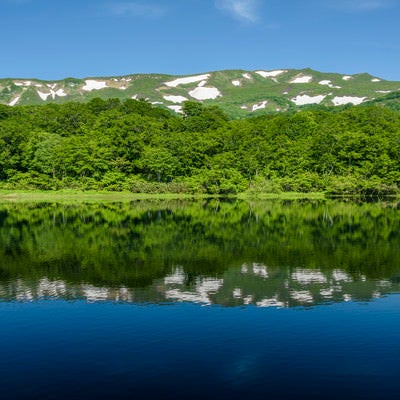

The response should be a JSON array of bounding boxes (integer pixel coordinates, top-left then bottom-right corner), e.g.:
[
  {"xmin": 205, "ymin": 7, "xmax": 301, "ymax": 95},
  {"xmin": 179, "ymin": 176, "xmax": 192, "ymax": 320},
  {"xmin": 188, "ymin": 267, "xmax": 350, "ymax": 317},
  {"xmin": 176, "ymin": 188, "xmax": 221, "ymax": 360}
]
[{"xmin": 1, "ymin": 98, "xmax": 400, "ymax": 194}]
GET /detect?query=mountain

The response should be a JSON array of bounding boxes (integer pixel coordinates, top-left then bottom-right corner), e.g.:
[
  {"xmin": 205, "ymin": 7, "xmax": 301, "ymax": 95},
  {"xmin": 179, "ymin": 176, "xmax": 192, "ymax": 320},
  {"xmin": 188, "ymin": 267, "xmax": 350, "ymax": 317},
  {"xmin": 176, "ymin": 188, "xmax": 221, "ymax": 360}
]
[{"xmin": 1, "ymin": 68, "xmax": 400, "ymax": 117}]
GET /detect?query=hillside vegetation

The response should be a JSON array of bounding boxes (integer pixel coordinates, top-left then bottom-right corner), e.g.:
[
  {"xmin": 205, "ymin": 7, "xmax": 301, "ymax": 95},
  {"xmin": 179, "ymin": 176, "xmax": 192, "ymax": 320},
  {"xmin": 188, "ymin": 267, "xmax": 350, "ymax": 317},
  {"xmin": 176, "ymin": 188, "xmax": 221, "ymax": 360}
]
[
  {"xmin": 1, "ymin": 98, "xmax": 400, "ymax": 195},
  {"xmin": 2, "ymin": 68, "xmax": 400, "ymax": 118}
]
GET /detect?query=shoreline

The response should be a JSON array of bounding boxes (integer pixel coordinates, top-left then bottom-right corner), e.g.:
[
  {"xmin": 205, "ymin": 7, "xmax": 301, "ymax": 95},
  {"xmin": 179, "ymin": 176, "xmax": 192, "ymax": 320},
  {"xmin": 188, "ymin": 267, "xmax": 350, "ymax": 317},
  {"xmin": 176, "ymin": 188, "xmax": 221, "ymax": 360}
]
[
  {"xmin": 0, "ymin": 189, "xmax": 326, "ymax": 202},
  {"xmin": 0, "ymin": 189, "xmax": 395, "ymax": 203}
]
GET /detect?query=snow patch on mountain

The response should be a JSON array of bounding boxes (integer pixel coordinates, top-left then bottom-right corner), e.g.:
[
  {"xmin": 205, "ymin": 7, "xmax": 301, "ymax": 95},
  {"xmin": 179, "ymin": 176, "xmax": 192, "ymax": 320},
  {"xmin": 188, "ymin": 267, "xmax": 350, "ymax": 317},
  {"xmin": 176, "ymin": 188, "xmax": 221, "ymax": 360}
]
[
  {"xmin": 371, "ymin": 78, "xmax": 381, "ymax": 82},
  {"xmin": 376, "ymin": 90, "xmax": 391, "ymax": 93},
  {"xmin": 232, "ymin": 80, "xmax": 241, "ymax": 86},
  {"xmin": 189, "ymin": 86, "xmax": 221, "ymax": 100},
  {"xmin": 165, "ymin": 74, "xmax": 210, "ymax": 88},
  {"xmin": 255, "ymin": 70, "xmax": 287, "ymax": 78},
  {"xmin": 291, "ymin": 94, "xmax": 326, "ymax": 105},
  {"xmin": 332, "ymin": 96, "xmax": 366, "ymax": 106},
  {"xmin": 342, "ymin": 76, "xmax": 352, "ymax": 81},
  {"xmin": 14, "ymin": 81, "xmax": 32, "ymax": 87},
  {"xmin": 8, "ymin": 96, "xmax": 20, "ymax": 106},
  {"xmin": 242, "ymin": 73, "xmax": 251, "ymax": 80},
  {"xmin": 290, "ymin": 75, "xmax": 313, "ymax": 84},
  {"xmin": 37, "ymin": 91, "xmax": 50, "ymax": 101},
  {"xmin": 252, "ymin": 100, "xmax": 268, "ymax": 111},
  {"xmin": 163, "ymin": 95, "xmax": 188, "ymax": 103},
  {"xmin": 168, "ymin": 105, "xmax": 183, "ymax": 113},
  {"xmin": 57, "ymin": 90, "xmax": 67, "ymax": 98},
  {"xmin": 37, "ymin": 88, "xmax": 67, "ymax": 101},
  {"xmin": 82, "ymin": 80, "xmax": 108, "ymax": 91},
  {"xmin": 319, "ymin": 80, "xmax": 341, "ymax": 89}
]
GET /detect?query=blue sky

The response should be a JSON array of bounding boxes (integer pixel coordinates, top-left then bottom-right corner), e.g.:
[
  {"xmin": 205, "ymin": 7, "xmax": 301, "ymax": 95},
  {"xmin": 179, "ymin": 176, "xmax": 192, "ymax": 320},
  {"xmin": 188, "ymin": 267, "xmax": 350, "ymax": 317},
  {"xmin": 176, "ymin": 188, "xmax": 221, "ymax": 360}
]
[{"xmin": 1, "ymin": 0, "xmax": 399, "ymax": 80}]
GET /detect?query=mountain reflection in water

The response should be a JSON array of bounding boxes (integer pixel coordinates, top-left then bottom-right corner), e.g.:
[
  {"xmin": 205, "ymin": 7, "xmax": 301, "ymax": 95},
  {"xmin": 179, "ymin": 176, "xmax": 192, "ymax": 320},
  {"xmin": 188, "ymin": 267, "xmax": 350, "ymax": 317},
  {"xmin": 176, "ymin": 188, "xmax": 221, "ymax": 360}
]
[
  {"xmin": 2, "ymin": 264, "xmax": 398, "ymax": 307},
  {"xmin": 0, "ymin": 199, "xmax": 400, "ymax": 307}
]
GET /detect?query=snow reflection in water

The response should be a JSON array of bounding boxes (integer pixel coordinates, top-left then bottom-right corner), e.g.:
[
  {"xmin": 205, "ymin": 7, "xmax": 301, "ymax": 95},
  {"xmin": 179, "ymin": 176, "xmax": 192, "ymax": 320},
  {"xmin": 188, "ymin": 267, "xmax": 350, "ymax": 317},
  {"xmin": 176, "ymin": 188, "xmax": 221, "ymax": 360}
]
[{"xmin": 1, "ymin": 265, "xmax": 397, "ymax": 307}]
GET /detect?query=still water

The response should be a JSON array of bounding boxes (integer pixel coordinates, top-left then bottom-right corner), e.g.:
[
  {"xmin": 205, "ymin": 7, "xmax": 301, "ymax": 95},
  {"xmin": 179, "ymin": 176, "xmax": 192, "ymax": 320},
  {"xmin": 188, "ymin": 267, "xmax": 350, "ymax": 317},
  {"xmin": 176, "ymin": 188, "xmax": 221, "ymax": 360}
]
[{"xmin": 0, "ymin": 199, "xmax": 399, "ymax": 399}]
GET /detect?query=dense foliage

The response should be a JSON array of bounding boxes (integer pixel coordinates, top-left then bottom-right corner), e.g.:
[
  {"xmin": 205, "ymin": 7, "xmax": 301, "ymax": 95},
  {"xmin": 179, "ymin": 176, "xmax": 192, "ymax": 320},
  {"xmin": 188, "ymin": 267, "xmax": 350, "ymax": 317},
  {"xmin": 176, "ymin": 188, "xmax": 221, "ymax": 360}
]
[{"xmin": 1, "ymin": 98, "xmax": 400, "ymax": 194}]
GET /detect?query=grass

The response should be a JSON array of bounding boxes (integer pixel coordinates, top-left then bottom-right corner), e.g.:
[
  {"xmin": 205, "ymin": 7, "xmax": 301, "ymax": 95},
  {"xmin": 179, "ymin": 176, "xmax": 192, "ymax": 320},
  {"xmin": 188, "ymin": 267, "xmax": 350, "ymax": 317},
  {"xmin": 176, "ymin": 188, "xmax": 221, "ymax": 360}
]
[
  {"xmin": 0, "ymin": 189, "xmax": 328, "ymax": 203},
  {"xmin": 238, "ymin": 191, "xmax": 326, "ymax": 200},
  {"xmin": 1, "ymin": 190, "xmax": 396, "ymax": 205},
  {"xmin": 0, "ymin": 189, "xmax": 209, "ymax": 203}
]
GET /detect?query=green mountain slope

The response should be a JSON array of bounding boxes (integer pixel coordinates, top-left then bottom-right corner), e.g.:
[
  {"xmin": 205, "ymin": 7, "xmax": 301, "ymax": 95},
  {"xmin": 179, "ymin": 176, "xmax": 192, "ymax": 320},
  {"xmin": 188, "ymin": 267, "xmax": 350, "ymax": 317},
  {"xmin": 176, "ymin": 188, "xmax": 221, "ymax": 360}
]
[{"xmin": 1, "ymin": 68, "xmax": 400, "ymax": 117}]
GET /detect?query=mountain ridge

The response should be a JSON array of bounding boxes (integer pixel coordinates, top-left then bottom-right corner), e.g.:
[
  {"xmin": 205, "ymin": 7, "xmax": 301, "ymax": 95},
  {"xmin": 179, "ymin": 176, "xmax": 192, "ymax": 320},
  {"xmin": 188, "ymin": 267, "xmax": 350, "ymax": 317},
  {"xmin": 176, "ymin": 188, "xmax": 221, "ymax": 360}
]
[{"xmin": 2, "ymin": 68, "xmax": 400, "ymax": 117}]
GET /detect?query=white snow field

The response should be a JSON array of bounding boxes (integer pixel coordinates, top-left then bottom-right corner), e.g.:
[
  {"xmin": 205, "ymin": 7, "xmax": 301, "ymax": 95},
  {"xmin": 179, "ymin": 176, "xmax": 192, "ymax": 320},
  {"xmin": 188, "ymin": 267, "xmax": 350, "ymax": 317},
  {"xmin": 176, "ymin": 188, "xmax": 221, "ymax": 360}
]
[
  {"xmin": 332, "ymin": 96, "xmax": 366, "ymax": 106},
  {"xmin": 8, "ymin": 96, "xmax": 20, "ymax": 106},
  {"xmin": 255, "ymin": 70, "xmax": 287, "ymax": 78},
  {"xmin": 82, "ymin": 80, "xmax": 108, "ymax": 91},
  {"xmin": 55, "ymin": 89, "xmax": 67, "ymax": 97},
  {"xmin": 319, "ymin": 80, "xmax": 341, "ymax": 89},
  {"xmin": 167, "ymin": 105, "xmax": 183, "ymax": 113},
  {"xmin": 252, "ymin": 101, "xmax": 268, "ymax": 111},
  {"xmin": 37, "ymin": 89, "xmax": 67, "ymax": 101},
  {"xmin": 290, "ymin": 75, "xmax": 313, "ymax": 84},
  {"xmin": 342, "ymin": 76, "xmax": 352, "ymax": 81},
  {"xmin": 371, "ymin": 78, "xmax": 381, "ymax": 82},
  {"xmin": 242, "ymin": 73, "xmax": 251, "ymax": 79},
  {"xmin": 291, "ymin": 94, "xmax": 326, "ymax": 105},
  {"xmin": 37, "ymin": 91, "xmax": 49, "ymax": 100},
  {"xmin": 189, "ymin": 86, "xmax": 221, "ymax": 100},
  {"xmin": 232, "ymin": 80, "xmax": 241, "ymax": 86},
  {"xmin": 14, "ymin": 81, "xmax": 32, "ymax": 87},
  {"xmin": 165, "ymin": 74, "xmax": 210, "ymax": 87},
  {"xmin": 163, "ymin": 95, "xmax": 188, "ymax": 103}
]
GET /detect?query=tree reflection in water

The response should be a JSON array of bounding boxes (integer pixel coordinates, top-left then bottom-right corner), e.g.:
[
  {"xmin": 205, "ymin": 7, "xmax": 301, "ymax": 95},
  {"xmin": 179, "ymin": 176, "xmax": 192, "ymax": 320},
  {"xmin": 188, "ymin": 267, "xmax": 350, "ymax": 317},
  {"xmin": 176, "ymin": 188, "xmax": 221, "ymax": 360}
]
[{"xmin": 1, "ymin": 199, "xmax": 400, "ymax": 307}]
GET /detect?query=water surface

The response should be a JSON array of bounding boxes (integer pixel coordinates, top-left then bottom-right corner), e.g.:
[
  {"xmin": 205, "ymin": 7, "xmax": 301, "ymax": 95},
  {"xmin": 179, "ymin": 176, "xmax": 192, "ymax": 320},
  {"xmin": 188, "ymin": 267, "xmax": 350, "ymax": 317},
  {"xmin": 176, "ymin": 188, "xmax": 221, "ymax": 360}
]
[{"xmin": 1, "ymin": 199, "xmax": 399, "ymax": 399}]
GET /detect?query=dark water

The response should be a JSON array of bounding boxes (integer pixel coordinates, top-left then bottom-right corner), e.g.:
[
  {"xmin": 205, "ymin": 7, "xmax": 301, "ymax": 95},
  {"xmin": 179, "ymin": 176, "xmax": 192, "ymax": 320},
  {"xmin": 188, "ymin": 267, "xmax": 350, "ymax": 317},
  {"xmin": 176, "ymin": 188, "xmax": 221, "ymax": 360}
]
[{"xmin": 0, "ymin": 199, "xmax": 400, "ymax": 399}]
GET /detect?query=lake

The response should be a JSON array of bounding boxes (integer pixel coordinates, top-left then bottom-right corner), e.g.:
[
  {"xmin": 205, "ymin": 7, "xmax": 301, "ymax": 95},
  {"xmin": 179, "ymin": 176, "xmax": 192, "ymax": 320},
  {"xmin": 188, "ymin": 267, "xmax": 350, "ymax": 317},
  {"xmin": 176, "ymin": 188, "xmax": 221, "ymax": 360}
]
[{"xmin": 0, "ymin": 199, "xmax": 399, "ymax": 399}]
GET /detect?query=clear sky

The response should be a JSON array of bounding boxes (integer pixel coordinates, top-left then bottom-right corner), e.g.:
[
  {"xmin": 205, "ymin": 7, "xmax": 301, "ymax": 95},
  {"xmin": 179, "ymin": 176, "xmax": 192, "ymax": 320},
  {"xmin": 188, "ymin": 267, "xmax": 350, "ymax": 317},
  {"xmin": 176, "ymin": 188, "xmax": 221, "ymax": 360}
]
[{"xmin": 1, "ymin": 0, "xmax": 399, "ymax": 80}]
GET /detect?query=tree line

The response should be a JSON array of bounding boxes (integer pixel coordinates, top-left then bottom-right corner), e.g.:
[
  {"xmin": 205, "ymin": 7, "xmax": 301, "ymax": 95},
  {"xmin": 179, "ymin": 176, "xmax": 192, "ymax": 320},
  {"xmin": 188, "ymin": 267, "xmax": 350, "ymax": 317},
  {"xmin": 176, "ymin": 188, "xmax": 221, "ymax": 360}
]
[{"xmin": 1, "ymin": 98, "xmax": 400, "ymax": 194}]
